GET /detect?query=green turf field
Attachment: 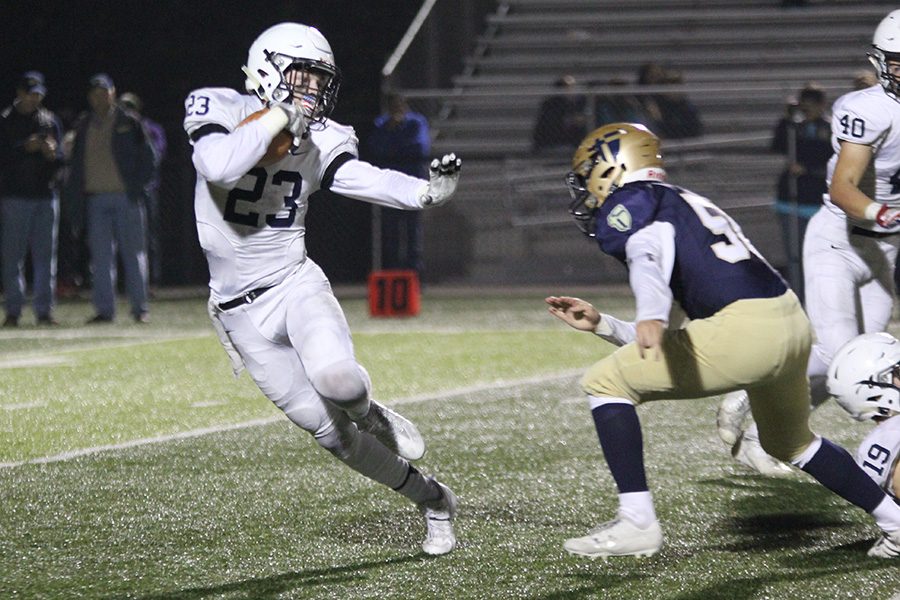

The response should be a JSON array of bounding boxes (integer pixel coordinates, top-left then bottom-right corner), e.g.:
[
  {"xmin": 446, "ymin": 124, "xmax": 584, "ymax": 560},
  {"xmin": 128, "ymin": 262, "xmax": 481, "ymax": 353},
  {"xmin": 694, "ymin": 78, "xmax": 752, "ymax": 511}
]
[{"xmin": 2, "ymin": 291, "xmax": 899, "ymax": 599}]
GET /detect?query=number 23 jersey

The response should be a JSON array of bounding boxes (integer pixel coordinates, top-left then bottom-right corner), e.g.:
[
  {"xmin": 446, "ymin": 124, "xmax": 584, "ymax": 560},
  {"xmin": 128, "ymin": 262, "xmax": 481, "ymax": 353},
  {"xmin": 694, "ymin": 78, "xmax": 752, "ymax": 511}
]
[
  {"xmin": 183, "ymin": 88, "xmax": 426, "ymax": 303},
  {"xmin": 183, "ymin": 87, "xmax": 358, "ymax": 301}
]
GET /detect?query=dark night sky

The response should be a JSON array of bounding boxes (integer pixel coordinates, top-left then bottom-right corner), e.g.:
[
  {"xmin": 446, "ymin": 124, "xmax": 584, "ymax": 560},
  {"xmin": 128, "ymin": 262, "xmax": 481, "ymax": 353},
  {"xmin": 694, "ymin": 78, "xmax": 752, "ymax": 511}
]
[{"xmin": 1, "ymin": 1, "xmax": 422, "ymax": 131}]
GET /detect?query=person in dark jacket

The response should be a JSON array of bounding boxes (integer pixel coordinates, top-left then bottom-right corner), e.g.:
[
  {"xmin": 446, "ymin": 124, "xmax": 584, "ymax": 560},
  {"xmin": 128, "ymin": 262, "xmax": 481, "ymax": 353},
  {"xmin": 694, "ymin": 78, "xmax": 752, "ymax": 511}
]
[
  {"xmin": 366, "ymin": 92, "xmax": 430, "ymax": 274},
  {"xmin": 64, "ymin": 74, "xmax": 157, "ymax": 323},
  {"xmin": 0, "ymin": 71, "xmax": 64, "ymax": 326}
]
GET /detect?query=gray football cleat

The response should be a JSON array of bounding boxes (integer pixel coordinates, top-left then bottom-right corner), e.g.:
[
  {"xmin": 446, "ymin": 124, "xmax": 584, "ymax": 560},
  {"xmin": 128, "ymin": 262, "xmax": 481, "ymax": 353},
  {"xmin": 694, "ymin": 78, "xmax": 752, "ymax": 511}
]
[
  {"xmin": 868, "ymin": 529, "xmax": 900, "ymax": 558},
  {"xmin": 356, "ymin": 401, "xmax": 425, "ymax": 461},
  {"xmin": 731, "ymin": 429, "xmax": 793, "ymax": 477},
  {"xmin": 564, "ymin": 517, "xmax": 663, "ymax": 559},
  {"xmin": 717, "ymin": 390, "xmax": 751, "ymax": 447},
  {"xmin": 419, "ymin": 479, "xmax": 458, "ymax": 555}
]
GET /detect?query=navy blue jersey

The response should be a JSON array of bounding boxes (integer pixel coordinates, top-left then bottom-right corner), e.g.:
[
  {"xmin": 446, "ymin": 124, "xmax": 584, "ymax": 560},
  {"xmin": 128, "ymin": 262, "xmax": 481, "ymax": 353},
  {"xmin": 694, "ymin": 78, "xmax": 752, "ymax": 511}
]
[{"xmin": 595, "ymin": 182, "xmax": 787, "ymax": 320}]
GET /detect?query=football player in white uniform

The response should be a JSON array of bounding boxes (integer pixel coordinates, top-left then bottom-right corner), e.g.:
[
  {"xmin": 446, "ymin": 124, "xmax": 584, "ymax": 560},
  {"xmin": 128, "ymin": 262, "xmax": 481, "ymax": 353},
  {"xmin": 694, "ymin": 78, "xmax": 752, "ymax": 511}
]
[
  {"xmin": 183, "ymin": 22, "xmax": 461, "ymax": 555},
  {"xmin": 718, "ymin": 9, "xmax": 900, "ymax": 476},
  {"xmin": 827, "ymin": 332, "xmax": 900, "ymax": 508}
]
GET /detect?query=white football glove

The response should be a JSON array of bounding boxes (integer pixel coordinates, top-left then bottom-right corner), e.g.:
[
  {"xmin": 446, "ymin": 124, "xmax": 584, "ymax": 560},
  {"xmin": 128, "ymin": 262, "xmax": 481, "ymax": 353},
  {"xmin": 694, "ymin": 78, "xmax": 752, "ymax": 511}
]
[
  {"xmin": 273, "ymin": 102, "xmax": 308, "ymax": 150},
  {"xmin": 419, "ymin": 153, "xmax": 462, "ymax": 207}
]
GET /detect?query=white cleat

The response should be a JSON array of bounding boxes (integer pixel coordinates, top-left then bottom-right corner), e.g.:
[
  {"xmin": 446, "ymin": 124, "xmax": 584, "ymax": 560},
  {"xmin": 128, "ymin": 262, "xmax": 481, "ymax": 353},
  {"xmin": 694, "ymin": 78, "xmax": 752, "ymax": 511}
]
[
  {"xmin": 419, "ymin": 479, "xmax": 458, "ymax": 556},
  {"xmin": 717, "ymin": 390, "xmax": 751, "ymax": 447},
  {"xmin": 731, "ymin": 430, "xmax": 793, "ymax": 478},
  {"xmin": 868, "ymin": 529, "xmax": 900, "ymax": 558},
  {"xmin": 356, "ymin": 400, "xmax": 426, "ymax": 461},
  {"xmin": 563, "ymin": 517, "xmax": 663, "ymax": 559}
]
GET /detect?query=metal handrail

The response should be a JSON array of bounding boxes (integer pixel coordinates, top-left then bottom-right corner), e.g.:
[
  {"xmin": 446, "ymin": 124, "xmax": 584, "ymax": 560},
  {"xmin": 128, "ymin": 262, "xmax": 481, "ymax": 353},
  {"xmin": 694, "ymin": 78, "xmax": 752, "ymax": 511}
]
[{"xmin": 381, "ymin": 0, "xmax": 438, "ymax": 81}]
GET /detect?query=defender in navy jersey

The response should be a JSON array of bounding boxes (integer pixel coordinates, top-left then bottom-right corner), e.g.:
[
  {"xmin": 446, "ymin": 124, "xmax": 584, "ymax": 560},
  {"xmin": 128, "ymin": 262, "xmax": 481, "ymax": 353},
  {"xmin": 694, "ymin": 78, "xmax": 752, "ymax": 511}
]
[{"xmin": 546, "ymin": 123, "xmax": 900, "ymax": 559}]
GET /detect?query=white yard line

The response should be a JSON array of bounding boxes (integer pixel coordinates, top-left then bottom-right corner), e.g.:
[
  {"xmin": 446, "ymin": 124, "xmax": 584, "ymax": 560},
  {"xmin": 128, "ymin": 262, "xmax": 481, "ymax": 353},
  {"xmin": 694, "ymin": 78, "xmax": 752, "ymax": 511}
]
[
  {"xmin": 0, "ymin": 356, "xmax": 72, "ymax": 369},
  {"xmin": 0, "ymin": 370, "xmax": 583, "ymax": 470},
  {"xmin": 3, "ymin": 401, "xmax": 48, "ymax": 411}
]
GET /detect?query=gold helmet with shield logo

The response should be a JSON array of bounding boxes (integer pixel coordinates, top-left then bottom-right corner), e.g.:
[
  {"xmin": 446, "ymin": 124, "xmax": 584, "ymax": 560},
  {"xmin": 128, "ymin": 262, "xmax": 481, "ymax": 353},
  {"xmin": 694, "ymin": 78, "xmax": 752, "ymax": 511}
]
[{"xmin": 565, "ymin": 123, "xmax": 665, "ymax": 235}]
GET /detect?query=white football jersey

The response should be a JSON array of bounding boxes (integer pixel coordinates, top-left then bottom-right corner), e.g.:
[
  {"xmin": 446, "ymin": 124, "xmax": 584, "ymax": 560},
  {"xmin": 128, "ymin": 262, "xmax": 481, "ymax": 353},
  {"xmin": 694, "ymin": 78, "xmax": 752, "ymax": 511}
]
[
  {"xmin": 184, "ymin": 87, "xmax": 427, "ymax": 302},
  {"xmin": 823, "ymin": 84, "xmax": 900, "ymax": 231},
  {"xmin": 856, "ymin": 414, "xmax": 900, "ymax": 499}
]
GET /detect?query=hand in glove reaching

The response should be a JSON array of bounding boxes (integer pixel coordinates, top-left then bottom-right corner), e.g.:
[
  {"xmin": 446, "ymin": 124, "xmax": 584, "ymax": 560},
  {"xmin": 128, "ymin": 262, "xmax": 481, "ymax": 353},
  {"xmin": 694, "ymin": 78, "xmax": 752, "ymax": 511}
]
[{"xmin": 418, "ymin": 153, "xmax": 462, "ymax": 207}]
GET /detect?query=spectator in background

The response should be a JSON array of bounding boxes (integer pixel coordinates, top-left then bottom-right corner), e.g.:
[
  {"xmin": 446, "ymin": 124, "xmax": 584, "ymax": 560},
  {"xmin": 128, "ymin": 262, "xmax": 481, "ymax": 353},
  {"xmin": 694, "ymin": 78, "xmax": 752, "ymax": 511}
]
[
  {"xmin": 120, "ymin": 92, "xmax": 167, "ymax": 289},
  {"xmin": 593, "ymin": 77, "xmax": 652, "ymax": 128},
  {"xmin": 636, "ymin": 62, "xmax": 703, "ymax": 139},
  {"xmin": 854, "ymin": 69, "xmax": 879, "ymax": 90},
  {"xmin": 0, "ymin": 71, "xmax": 64, "ymax": 327},
  {"xmin": 366, "ymin": 92, "xmax": 429, "ymax": 274},
  {"xmin": 63, "ymin": 74, "xmax": 156, "ymax": 324},
  {"xmin": 770, "ymin": 82, "xmax": 832, "ymax": 302},
  {"xmin": 532, "ymin": 74, "xmax": 589, "ymax": 154}
]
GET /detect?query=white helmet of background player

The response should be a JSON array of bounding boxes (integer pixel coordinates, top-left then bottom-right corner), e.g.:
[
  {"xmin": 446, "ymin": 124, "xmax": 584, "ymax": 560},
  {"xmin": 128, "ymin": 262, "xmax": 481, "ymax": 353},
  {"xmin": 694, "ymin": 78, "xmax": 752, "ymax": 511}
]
[
  {"xmin": 869, "ymin": 9, "xmax": 900, "ymax": 101},
  {"xmin": 827, "ymin": 332, "xmax": 900, "ymax": 421},
  {"xmin": 243, "ymin": 22, "xmax": 342, "ymax": 124}
]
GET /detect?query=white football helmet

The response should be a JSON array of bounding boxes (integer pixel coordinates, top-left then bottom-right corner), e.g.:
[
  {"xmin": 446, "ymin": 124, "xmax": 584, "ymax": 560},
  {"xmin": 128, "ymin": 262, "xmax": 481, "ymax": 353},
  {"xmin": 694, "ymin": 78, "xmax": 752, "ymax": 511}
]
[
  {"xmin": 243, "ymin": 22, "xmax": 341, "ymax": 123},
  {"xmin": 827, "ymin": 332, "xmax": 900, "ymax": 421},
  {"xmin": 868, "ymin": 9, "xmax": 900, "ymax": 101}
]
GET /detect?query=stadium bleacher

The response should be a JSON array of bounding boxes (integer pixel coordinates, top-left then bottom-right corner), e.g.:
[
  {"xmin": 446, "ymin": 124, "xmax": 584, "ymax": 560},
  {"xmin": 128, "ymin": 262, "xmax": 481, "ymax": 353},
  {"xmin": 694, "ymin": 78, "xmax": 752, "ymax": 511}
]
[{"xmin": 406, "ymin": 0, "xmax": 894, "ymax": 284}]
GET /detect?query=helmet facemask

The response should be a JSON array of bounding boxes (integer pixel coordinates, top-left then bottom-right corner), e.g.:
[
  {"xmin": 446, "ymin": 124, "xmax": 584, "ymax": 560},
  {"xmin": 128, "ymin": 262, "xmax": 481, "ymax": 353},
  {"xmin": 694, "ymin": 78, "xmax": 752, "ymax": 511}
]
[
  {"xmin": 868, "ymin": 10, "xmax": 900, "ymax": 103},
  {"xmin": 261, "ymin": 52, "xmax": 341, "ymax": 124},
  {"xmin": 565, "ymin": 160, "xmax": 624, "ymax": 237},
  {"xmin": 868, "ymin": 49, "xmax": 900, "ymax": 101}
]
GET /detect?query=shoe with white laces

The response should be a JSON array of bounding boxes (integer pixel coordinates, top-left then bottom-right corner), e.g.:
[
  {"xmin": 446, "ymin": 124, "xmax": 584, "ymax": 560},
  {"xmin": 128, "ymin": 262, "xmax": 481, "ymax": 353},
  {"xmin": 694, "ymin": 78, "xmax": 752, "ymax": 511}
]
[
  {"xmin": 717, "ymin": 390, "xmax": 751, "ymax": 446},
  {"xmin": 731, "ymin": 429, "xmax": 793, "ymax": 478},
  {"xmin": 419, "ymin": 479, "xmax": 458, "ymax": 555},
  {"xmin": 355, "ymin": 401, "xmax": 425, "ymax": 461},
  {"xmin": 563, "ymin": 517, "xmax": 663, "ymax": 558},
  {"xmin": 868, "ymin": 529, "xmax": 900, "ymax": 558}
]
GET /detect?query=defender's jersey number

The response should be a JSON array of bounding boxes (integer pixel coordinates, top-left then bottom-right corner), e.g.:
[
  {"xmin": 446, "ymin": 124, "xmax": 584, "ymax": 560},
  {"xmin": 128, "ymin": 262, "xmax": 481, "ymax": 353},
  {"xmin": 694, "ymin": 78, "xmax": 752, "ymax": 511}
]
[
  {"xmin": 681, "ymin": 190, "xmax": 753, "ymax": 263},
  {"xmin": 225, "ymin": 168, "xmax": 302, "ymax": 228}
]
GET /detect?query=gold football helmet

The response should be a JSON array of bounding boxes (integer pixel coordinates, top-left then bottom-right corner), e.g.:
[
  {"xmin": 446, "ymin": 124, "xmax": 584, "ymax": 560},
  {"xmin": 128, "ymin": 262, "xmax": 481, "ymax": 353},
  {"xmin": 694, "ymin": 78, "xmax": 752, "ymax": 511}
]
[{"xmin": 565, "ymin": 122, "xmax": 665, "ymax": 235}]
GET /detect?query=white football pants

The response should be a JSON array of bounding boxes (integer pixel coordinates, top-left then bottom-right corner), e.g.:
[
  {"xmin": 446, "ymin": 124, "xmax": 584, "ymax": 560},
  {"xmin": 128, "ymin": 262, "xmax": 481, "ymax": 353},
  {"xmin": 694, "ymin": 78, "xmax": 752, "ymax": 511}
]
[
  {"xmin": 803, "ymin": 208, "xmax": 899, "ymax": 384},
  {"xmin": 211, "ymin": 259, "xmax": 415, "ymax": 493}
]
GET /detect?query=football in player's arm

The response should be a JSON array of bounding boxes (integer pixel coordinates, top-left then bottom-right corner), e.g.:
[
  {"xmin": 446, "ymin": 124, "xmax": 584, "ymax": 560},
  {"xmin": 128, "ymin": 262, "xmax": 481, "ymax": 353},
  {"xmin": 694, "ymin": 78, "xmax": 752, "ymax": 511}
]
[
  {"xmin": 182, "ymin": 22, "xmax": 461, "ymax": 556},
  {"xmin": 546, "ymin": 122, "xmax": 900, "ymax": 559}
]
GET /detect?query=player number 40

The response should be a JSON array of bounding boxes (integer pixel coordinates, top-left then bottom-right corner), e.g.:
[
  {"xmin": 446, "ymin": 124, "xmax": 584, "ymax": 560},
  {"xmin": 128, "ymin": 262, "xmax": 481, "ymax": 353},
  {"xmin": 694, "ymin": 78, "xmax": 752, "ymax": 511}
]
[{"xmin": 839, "ymin": 114, "xmax": 865, "ymax": 138}]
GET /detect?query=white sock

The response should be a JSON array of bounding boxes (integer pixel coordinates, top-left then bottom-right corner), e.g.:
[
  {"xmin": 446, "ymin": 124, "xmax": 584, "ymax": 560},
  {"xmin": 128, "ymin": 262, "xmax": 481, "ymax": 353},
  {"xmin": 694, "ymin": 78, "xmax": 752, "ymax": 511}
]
[
  {"xmin": 618, "ymin": 491, "xmax": 656, "ymax": 528},
  {"xmin": 871, "ymin": 495, "xmax": 900, "ymax": 533}
]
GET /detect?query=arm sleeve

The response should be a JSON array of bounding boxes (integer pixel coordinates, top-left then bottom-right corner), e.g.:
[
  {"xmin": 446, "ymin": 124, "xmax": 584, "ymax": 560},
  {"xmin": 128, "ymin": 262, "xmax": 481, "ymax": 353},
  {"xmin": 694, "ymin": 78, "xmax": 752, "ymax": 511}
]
[
  {"xmin": 328, "ymin": 158, "xmax": 428, "ymax": 209},
  {"xmin": 594, "ymin": 313, "xmax": 637, "ymax": 346},
  {"xmin": 625, "ymin": 221, "xmax": 676, "ymax": 325},
  {"xmin": 191, "ymin": 121, "xmax": 273, "ymax": 189}
]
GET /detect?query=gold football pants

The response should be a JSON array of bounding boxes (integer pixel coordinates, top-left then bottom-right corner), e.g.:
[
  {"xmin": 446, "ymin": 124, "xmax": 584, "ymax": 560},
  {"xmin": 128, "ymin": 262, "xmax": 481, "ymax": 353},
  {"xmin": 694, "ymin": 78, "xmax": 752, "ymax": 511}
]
[{"xmin": 581, "ymin": 291, "xmax": 814, "ymax": 462}]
